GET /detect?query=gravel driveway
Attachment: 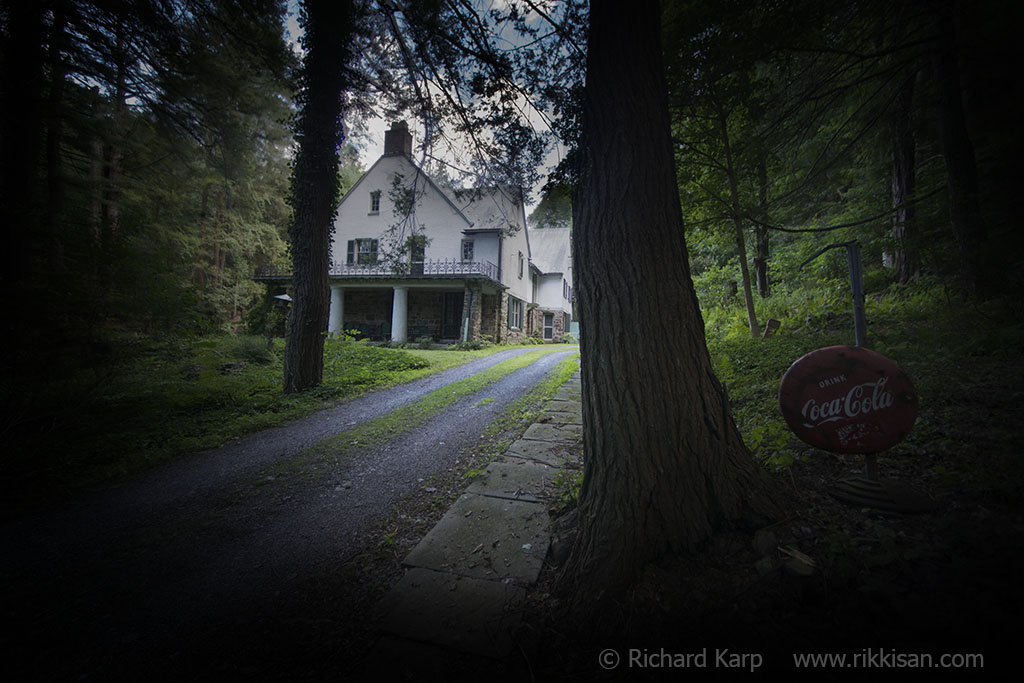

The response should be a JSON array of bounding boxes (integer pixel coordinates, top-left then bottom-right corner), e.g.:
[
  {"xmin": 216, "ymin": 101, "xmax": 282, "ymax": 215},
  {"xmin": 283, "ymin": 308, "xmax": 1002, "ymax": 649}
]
[{"xmin": 2, "ymin": 347, "xmax": 578, "ymax": 680}]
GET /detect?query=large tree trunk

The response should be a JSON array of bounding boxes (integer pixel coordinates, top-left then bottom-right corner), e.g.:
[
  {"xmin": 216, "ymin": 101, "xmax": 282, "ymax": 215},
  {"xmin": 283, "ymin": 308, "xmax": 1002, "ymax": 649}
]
[
  {"xmin": 890, "ymin": 67, "xmax": 917, "ymax": 284},
  {"xmin": 282, "ymin": 0, "xmax": 356, "ymax": 394},
  {"xmin": 933, "ymin": 2, "xmax": 987, "ymax": 294},
  {"xmin": 558, "ymin": 0, "xmax": 781, "ymax": 620}
]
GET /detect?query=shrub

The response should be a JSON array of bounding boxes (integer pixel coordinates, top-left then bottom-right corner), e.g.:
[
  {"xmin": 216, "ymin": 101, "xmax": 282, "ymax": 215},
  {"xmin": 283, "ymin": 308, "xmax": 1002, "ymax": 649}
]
[
  {"xmin": 230, "ymin": 335, "xmax": 276, "ymax": 364},
  {"xmin": 448, "ymin": 338, "xmax": 494, "ymax": 351}
]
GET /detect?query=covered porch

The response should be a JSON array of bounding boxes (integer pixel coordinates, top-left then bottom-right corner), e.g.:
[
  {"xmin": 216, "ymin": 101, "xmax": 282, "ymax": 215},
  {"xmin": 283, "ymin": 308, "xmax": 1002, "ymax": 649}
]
[{"xmin": 328, "ymin": 280, "xmax": 503, "ymax": 344}]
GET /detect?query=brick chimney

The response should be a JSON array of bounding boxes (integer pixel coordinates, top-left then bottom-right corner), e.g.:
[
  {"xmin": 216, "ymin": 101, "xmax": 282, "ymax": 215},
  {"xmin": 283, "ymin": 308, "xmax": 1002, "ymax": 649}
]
[{"xmin": 383, "ymin": 120, "xmax": 413, "ymax": 158}]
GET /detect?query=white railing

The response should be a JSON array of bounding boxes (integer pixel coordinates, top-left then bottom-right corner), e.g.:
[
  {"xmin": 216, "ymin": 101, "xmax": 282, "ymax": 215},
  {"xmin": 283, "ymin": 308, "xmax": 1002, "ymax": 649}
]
[{"xmin": 257, "ymin": 259, "xmax": 500, "ymax": 282}]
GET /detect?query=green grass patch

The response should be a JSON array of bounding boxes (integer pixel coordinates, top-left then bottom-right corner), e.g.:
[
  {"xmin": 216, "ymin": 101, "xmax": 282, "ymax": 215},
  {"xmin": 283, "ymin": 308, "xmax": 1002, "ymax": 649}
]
[
  {"xmin": 301, "ymin": 347, "xmax": 569, "ymax": 465},
  {"xmin": 4, "ymin": 335, "xmax": 537, "ymax": 513}
]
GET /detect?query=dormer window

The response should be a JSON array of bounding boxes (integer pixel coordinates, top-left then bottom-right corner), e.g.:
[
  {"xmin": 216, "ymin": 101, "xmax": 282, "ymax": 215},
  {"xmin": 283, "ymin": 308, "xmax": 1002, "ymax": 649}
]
[
  {"xmin": 462, "ymin": 239, "xmax": 474, "ymax": 262},
  {"xmin": 369, "ymin": 190, "xmax": 381, "ymax": 214}
]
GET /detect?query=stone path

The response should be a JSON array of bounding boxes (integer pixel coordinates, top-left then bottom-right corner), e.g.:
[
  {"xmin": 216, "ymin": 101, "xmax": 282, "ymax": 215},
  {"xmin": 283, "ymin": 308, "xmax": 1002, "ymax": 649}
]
[{"xmin": 362, "ymin": 371, "xmax": 583, "ymax": 678}]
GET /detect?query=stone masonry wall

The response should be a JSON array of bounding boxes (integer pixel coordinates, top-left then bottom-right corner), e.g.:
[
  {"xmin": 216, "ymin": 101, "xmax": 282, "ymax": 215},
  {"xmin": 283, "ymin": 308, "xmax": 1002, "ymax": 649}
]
[
  {"xmin": 407, "ymin": 290, "xmax": 443, "ymax": 341},
  {"xmin": 481, "ymin": 293, "xmax": 499, "ymax": 342},
  {"xmin": 343, "ymin": 289, "xmax": 392, "ymax": 339}
]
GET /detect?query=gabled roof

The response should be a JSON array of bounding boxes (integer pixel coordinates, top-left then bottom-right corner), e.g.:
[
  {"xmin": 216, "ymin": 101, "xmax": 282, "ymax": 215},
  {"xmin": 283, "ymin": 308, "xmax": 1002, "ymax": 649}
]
[
  {"xmin": 338, "ymin": 153, "xmax": 473, "ymax": 229},
  {"xmin": 453, "ymin": 186, "xmax": 523, "ymax": 232},
  {"xmin": 527, "ymin": 226, "xmax": 571, "ymax": 275}
]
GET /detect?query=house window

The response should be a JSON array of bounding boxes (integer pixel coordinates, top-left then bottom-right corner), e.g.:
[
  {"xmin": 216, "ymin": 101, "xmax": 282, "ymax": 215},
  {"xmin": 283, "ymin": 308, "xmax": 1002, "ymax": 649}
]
[
  {"xmin": 507, "ymin": 295, "xmax": 523, "ymax": 330},
  {"xmin": 370, "ymin": 190, "xmax": 380, "ymax": 214},
  {"xmin": 518, "ymin": 251, "xmax": 524, "ymax": 279},
  {"xmin": 461, "ymin": 239, "xmax": 474, "ymax": 262},
  {"xmin": 543, "ymin": 312, "xmax": 554, "ymax": 340},
  {"xmin": 347, "ymin": 238, "xmax": 379, "ymax": 265}
]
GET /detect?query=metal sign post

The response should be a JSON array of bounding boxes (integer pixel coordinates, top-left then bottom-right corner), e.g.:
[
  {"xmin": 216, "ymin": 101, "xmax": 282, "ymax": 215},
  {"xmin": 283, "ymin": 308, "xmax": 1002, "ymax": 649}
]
[
  {"xmin": 786, "ymin": 243, "xmax": 933, "ymax": 512},
  {"xmin": 799, "ymin": 240, "xmax": 866, "ymax": 347}
]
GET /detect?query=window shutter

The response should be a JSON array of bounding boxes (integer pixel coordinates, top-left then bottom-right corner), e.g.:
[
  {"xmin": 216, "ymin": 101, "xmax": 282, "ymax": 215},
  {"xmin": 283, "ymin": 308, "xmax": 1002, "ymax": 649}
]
[{"xmin": 347, "ymin": 240, "xmax": 355, "ymax": 264}]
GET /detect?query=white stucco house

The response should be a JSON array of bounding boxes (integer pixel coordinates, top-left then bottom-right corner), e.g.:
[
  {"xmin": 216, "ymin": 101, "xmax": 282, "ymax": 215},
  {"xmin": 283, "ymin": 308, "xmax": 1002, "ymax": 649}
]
[{"xmin": 258, "ymin": 121, "xmax": 573, "ymax": 344}]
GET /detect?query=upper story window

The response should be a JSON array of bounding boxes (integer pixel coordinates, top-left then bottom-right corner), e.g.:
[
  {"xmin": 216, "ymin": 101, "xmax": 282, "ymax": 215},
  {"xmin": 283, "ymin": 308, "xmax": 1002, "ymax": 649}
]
[
  {"xmin": 369, "ymin": 190, "xmax": 381, "ymax": 214},
  {"xmin": 461, "ymin": 239, "xmax": 474, "ymax": 262},
  {"xmin": 347, "ymin": 238, "xmax": 379, "ymax": 265},
  {"xmin": 518, "ymin": 251, "xmax": 524, "ymax": 279}
]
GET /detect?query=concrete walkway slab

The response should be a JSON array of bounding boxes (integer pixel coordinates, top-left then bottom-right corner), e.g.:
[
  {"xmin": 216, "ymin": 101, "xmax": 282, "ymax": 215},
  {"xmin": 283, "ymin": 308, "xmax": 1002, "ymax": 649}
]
[
  {"xmin": 504, "ymin": 438, "xmax": 569, "ymax": 467},
  {"xmin": 465, "ymin": 462, "xmax": 556, "ymax": 502},
  {"xmin": 403, "ymin": 493, "xmax": 550, "ymax": 583},
  {"xmin": 373, "ymin": 568, "xmax": 526, "ymax": 658},
  {"xmin": 522, "ymin": 421, "xmax": 582, "ymax": 443},
  {"xmin": 539, "ymin": 409, "xmax": 582, "ymax": 425}
]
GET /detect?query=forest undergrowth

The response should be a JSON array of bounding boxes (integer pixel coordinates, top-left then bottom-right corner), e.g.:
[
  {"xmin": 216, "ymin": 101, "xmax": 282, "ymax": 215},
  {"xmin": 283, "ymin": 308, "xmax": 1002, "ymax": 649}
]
[{"xmin": 523, "ymin": 276, "xmax": 1024, "ymax": 674}]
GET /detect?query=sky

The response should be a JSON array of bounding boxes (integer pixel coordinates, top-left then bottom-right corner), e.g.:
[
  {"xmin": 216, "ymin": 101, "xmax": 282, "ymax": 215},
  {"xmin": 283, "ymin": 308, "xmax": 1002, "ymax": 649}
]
[{"xmin": 283, "ymin": 1, "xmax": 559, "ymax": 216}]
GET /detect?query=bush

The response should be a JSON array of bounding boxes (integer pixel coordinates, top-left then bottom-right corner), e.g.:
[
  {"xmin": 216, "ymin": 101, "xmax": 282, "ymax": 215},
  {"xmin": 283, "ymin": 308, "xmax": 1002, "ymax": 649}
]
[
  {"xmin": 230, "ymin": 335, "xmax": 276, "ymax": 364},
  {"xmin": 448, "ymin": 338, "xmax": 494, "ymax": 351}
]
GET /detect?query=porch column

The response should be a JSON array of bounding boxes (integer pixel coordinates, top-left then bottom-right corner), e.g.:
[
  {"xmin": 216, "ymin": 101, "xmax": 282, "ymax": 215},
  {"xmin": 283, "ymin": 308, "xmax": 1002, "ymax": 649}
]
[
  {"xmin": 391, "ymin": 286, "xmax": 408, "ymax": 343},
  {"xmin": 461, "ymin": 282, "xmax": 483, "ymax": 341},
  {"xmin": 327, "ymin": 285, "xmax": 344, "ymax": 335}
]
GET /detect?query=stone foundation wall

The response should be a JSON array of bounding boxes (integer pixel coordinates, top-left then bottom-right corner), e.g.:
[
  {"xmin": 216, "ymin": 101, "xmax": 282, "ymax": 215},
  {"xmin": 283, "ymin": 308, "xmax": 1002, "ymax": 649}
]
[
  {"xmin": 500, "ymin": 293, "xmax": 529, "ymax": 344},
  {"xmin": 343, "ymin": 289, "xmax": 392, "ymax": 339},
  {"xmin": 408, "ymin": 290, "xmax": 443, "ymax": 340},
  {"xmin": 527, "ymin": 308, "xmax": 544, "ymax": 340},
  {"xmin": 460, "ymin": 283, "xmax": 483, "ymax": 341},
  {"xmin": 481, "ymin": 294, "xmax": 499, "ymax": 342}
]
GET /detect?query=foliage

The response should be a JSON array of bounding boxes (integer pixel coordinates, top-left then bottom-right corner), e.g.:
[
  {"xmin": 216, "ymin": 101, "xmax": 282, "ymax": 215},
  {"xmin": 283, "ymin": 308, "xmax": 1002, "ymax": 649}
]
[
  {"xmin": 1, "ymin": 0, "xmax": 296, "ymax": 393},
  {"xmin": 449, "ymin": 338, "xmax": 494, "ymax": 351}
]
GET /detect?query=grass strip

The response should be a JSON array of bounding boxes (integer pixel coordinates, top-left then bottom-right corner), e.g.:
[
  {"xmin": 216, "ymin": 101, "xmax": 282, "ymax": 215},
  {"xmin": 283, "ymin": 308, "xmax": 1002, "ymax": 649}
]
[{"xmin": 297, "ymin": 347, "xmax": 570, "ymax": 466}]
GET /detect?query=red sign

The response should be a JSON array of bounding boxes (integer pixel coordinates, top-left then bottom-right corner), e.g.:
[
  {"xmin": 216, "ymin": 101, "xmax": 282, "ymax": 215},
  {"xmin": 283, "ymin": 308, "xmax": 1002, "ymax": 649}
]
[{"xmin": 778, "ymin": 346, "xmax": 918, "ymax": 454}]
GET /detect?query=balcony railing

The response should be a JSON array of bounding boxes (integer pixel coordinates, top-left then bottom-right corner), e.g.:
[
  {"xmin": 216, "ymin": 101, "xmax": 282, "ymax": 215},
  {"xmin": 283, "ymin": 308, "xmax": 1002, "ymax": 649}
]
[{"xmin": 256, "ymin": 258, "xmax": 500, "ymax": 283}]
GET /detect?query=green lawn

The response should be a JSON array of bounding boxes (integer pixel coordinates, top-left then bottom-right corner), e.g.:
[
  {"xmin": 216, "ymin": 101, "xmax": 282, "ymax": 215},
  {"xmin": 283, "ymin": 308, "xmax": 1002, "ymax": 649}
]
[{"xmin": 6, "ymin": 336, "xmax": 559, "ymax": 513}]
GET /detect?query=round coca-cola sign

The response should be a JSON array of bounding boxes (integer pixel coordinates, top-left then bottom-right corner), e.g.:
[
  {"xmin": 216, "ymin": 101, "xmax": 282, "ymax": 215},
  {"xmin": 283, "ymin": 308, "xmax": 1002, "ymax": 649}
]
[{"xmin": 778, "ymin": 345, "xmax": 918, "ymax": 454}]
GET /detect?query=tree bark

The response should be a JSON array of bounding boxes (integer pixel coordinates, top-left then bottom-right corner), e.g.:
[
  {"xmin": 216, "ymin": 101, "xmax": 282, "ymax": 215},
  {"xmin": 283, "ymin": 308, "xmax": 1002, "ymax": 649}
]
[
  {"xmin": 558, "ymin": 0, "xmax": 781, "ymax": 620},
  {"xmin": 933, "ymin": 2, "xmax": 987, "ymax": 294},
  {"xmin": 283, "ymin": 0, "xmax": 357, "ymax": 393},
  {"xmin": 45, "ymin": 1, "xmax": 69, "ymax": 272},
  {"xmin": 890, "ymin": 67, "xmax": 917, "ymax": 283},
  {"xmin": 714, "ymin": 95, "xmax": 759, "ymax": 336},
  {"xmin": 754, "ymin": 158, "xmax": 770, "ymax": 297}
]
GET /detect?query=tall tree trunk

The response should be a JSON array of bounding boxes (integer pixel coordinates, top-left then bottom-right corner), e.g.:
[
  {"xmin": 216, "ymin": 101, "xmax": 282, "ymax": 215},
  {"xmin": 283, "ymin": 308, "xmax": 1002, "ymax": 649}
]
[
  {"xmin": 1, "ymin": 1, "xmax": 46, "ymax": 378},
  {"xmin": 102, "ymin": 30, "xmax": 127, "ymax": 251},
  {"xmin": 714, "ymin": 95, "xmax": 759, "ymax": 336},
  {"xmin": 933, "ymin": 2, "xmax": 987, "ymax": 294},
  {"xmin": 45, "ymin": 1, "xmax": 69, "ymax": 272},
  {"xmin": 890, "ymin": 68, "xmax": 918, "ymax": 283},
  {"xmin": 754, "ymin": 158, "xmax": 770, "ymax": 297},
  {"xmin": 87, "ymin": 90, "xmax": 105, "ymax": 258},
  {"xmin": 558, "ymin": 0, "xmax": 781, "ymax": 621},
  {"xmin": 282, "ymin": 0, "xmax": 357, "ymax": 394}
]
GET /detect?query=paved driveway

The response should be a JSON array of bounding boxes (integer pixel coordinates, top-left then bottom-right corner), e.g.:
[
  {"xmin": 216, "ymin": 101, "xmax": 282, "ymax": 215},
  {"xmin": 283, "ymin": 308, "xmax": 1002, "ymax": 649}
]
[{"xmin": 2, "ymin": 347, "xmax": 578, "ymax": 680}]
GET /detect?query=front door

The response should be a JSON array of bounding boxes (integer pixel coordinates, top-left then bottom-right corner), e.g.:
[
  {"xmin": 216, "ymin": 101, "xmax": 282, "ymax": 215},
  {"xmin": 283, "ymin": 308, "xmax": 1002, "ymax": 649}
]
[{"xmin": 442, "ymin": 292, "xmax": 465, "ymax": 340}]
